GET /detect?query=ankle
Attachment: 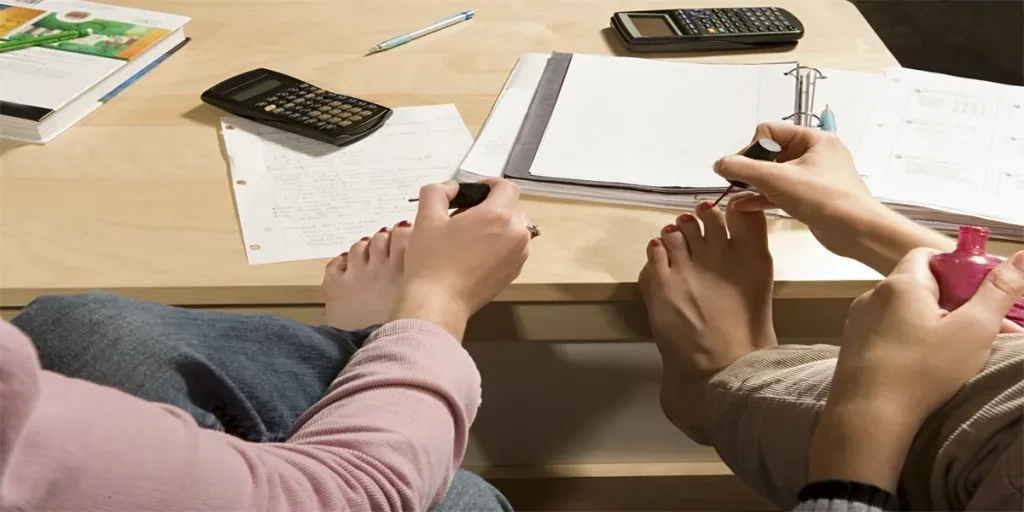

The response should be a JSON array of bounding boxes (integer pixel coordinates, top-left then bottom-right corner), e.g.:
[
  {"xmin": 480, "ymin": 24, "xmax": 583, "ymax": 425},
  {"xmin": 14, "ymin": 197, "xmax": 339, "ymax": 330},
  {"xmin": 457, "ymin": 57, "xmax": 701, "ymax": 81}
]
[{"xmin": 659, "ymin": 373, "xmax": 716, "ymax": 446}]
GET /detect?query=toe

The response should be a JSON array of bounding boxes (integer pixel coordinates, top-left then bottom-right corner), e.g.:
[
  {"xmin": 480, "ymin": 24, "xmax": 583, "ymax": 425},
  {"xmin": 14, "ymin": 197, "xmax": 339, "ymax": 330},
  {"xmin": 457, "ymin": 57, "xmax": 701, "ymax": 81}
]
[
  {"xmin": 660, "ymin": 223, "xmax": 689, "ymax": 267},
  {"xmin": 726, "ymin": 194, "xmax": 769, "ymax": 251},
  {"xmin": 327, "ymin": 252, "xmax": 349, "ymax": 275},
  {"xmin": 389, "ymin": 220, "xmax": 412, "ymax": 265},
  {"xmin": 676, "ymin": 213, "xmax": 704, "ymax": 257},
  {"xmin": 640, "ymin": 238, "xmax": 670, "ymax": 291},
  {"xmin": 349, "ymin": 237, "xmax": 371, "ymax": 268},
  {"xmin": 369, "ymin": 227, "xmax": 391, "ymax": 263},
  {"xmin": 695, "ymin": 201, "xmax": 727, "ymax": 247}
]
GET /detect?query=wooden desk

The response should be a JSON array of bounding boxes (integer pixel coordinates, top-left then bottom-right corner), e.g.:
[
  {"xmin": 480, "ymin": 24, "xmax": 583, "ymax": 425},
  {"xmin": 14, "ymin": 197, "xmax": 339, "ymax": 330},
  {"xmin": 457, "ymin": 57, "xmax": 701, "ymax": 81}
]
[{"xmin": 1, "ymin": 0, "xmax": 901, "ymax": 311}]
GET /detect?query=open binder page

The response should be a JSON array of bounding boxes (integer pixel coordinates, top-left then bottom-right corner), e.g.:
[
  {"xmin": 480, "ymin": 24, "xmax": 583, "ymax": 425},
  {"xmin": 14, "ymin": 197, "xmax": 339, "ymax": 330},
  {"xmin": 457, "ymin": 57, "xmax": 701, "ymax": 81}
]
[
  {"xmin": 527, "ymin": 54, "xmax": 795, "ymax": 188},
  {"xmin": 813, "ymin": 67, "xmax": 885, "ymax": 154},
  {"xmin": 856, "ymin": 67, "xmax": 1024, "ymax": 224},
  {"xmin": 458, "ymin": 53, "xmax": 550, "ymax": 180}
]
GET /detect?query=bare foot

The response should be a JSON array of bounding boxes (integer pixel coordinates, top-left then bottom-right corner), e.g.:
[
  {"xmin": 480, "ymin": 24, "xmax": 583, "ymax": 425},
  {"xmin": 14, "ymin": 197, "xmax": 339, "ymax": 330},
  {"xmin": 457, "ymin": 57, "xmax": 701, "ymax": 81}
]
[
  {"xmin": 323, "ymin": 220, "xmax": 412, "ymax": 330},
  {"xmin": 638, "ymin": 196, "xmax": 778, "ymax": 445}
]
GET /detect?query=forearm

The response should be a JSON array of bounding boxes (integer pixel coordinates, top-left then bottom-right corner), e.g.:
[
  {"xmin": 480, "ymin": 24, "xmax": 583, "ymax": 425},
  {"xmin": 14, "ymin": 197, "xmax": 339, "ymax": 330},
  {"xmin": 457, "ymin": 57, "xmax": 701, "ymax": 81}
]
[
  {"xmin": 808, "ymin": 400, "xmax": 920, "ymax": 493},
  {"xmin": 2, "ymin": 319, "xmax": 480, "ymax": 511},
  {"xmin": 839, "ymin": 204, "xmax": 954, "ymax": 276}
]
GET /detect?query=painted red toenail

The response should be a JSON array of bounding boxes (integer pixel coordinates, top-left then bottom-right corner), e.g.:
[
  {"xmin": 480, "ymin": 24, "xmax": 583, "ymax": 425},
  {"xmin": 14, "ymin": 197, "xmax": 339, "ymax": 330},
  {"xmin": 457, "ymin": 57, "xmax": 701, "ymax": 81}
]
[
  {"xmin": 340, "ymin": 252, "xmax": 348, "ymax": 257},
  {"xmin": 360, "ymin": 237, "xmax": 370, "ymax": 241},
  {"xmin": 649, "ymin": 238, "xmax": 661, "ymax": 247},
  {"xmin": 698, "ymin": 201, "xmax": 713, "ymax": 210},
  {"xmin": 678, "ymin": 213, "xmax": 694, "ymax": 223},
  {"xmin": 664, "ymin": 224, "xmax": 679, "ymax": 233},
  {"xmin": 398, "ymin": 220, "xmax": 411, "ymax": 227},
  {"xmin": 379, "ymin": 227, "xmax": 389, "ymax": 233}
]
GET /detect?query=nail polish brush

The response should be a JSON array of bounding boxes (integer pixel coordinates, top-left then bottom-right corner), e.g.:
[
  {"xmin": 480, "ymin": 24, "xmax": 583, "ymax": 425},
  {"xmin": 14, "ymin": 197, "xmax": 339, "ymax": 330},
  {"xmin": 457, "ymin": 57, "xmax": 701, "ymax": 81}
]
[{"xmin": 710, "ymin": 138, "xmax": 782, "ymax": 207}]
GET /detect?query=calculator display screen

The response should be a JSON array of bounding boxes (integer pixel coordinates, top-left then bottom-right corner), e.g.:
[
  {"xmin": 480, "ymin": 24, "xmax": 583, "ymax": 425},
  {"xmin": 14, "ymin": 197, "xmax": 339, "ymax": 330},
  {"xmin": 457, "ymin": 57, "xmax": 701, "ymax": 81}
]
[
  {"xmin": 628, "ymin": 14, "xmax": 675, "ymax": 37},
  {"xmin": 231, "ymin": 79, "xmax": 282, "ymax": 101}
]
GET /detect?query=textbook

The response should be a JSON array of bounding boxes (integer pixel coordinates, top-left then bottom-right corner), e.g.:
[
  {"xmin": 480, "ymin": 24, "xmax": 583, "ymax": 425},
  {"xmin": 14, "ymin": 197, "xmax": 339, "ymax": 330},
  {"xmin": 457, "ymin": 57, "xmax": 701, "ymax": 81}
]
[{"xmin": 0, "ymin": 0, "xmax": 189, "ymax": 143}]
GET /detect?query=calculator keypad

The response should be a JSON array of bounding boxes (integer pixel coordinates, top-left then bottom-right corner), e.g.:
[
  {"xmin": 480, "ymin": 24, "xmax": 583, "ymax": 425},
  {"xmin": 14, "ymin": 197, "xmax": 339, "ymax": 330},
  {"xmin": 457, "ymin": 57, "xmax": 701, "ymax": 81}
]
[
  {"xmin": 253, "ymin": 83, "xmax": 383, "ymax": 135},
  {"xmin": 676, "ymin": 7, "xmax": 794, "ymax": 36}
]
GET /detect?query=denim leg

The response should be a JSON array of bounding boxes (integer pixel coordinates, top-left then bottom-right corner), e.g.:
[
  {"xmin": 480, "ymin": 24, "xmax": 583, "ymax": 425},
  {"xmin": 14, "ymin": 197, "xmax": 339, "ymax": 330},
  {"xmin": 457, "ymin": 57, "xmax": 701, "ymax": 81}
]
[
  {"xmin": 435, "ymin": 470, "xmax": 514, "ymax": 512},
  {"xmin": 12, "ymin": 292, "xmax": 371, "ymax": 442},
  {"xmin": 12, "ymin": 292, "xmax": 513, "ymax": 511}
]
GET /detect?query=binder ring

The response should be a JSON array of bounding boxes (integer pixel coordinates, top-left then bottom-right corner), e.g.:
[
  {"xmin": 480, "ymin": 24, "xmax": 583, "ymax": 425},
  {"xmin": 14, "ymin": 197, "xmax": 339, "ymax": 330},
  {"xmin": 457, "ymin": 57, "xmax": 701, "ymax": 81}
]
[
  {"xmin": 783, "ymin": 65, "xmax": 827, "ymax": 127},
  {"xmin": 783, "ymin": 112, "xmax": 822, "ymax": 127}
]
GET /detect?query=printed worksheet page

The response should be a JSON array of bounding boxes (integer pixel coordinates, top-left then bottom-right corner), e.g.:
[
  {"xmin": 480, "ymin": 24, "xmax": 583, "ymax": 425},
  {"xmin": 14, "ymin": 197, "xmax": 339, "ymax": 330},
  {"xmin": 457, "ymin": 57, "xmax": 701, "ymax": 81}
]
[
  {"xmin": 856, "ymin": 67, "xmax": 1024, "ymax": 223},
  {"xmin": 221, "ymin": 104, "xmax": 472, "ymax": 265},
  {"xmin": 527, "ymin": 54, "xmax": 795, "ymax": 189}
]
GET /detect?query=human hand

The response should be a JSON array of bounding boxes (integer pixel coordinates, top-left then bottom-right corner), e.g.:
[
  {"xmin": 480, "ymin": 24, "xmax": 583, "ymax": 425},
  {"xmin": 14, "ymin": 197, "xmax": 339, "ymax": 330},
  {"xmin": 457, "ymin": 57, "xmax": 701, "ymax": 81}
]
[
  {"xmin": 394, "ymin": 178, "xmax": 532, "ymax": 339},
  {"xmin": 808, "ymin": 248, "xmax": 1024, "ymax": 491},
  {"xmin": 833, "ymin": 247, "xmax": 1024, "ymax": 419},
  {"xmin": 713, "ymin": 123, "xmax": 892, "ymax": 255},
  {"xmin": 714, "ymin": 122, "xmax": 957, "ymax": 275}
]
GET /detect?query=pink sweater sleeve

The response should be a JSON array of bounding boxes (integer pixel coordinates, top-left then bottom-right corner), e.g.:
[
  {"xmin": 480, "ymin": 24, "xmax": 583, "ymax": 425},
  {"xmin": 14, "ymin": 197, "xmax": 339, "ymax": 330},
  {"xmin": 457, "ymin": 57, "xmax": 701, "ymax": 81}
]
[{"xmin": 0, "ymin": 318, "xmax": 481, "ymax": 512}]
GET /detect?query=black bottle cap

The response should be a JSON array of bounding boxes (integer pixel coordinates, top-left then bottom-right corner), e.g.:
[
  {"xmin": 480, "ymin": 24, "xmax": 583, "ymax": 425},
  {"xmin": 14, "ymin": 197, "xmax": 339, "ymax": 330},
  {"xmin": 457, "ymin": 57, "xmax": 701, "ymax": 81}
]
[
  {"xmin": 729, "ymin": 138, "xmax": 782, "ymax": 188},
  {"xmin": 449, "ymin": 182, "xmax": 491, "ymax": 209},
  {"xmin": 744, "ymin": 138, "xmax": 782, "ymax": 161}
]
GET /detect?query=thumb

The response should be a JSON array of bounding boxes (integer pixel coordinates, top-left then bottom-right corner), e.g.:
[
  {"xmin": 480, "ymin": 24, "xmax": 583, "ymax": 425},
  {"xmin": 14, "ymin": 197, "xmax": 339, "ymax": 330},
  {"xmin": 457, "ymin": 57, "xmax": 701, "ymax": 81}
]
[
  {"xmin": 414, "ymin": 181, "xmax": 460, "ymax": 224},
  {"xmin": 730, "ymin": 192, "xmax": 778, "ymax": 212},
  {"xmin": 947, "ymin": 251, "xmax": 1024, "ymax": 333},
  {"xmin": 714, "ymin": 155, "xmax": 787, "ymax": 192}
]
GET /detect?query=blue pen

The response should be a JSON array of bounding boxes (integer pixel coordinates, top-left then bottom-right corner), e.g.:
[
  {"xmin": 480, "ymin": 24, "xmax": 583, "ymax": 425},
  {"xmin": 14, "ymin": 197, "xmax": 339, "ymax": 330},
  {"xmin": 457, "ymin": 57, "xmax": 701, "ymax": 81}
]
[
  {"xmin": 367, "ymin": 10, "xmax": 475, "ymax": 55},
  {"xmin": 820, "ymin": 104, "xmax": 837, "ymax": 133}
]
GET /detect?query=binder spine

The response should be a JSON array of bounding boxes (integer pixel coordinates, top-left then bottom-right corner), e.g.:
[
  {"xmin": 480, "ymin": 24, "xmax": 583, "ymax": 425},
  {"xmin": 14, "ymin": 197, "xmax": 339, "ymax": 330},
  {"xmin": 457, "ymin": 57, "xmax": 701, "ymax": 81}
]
[{"xmin": 783, "ymin": 65, "xmax": 826, "ymax": 127}]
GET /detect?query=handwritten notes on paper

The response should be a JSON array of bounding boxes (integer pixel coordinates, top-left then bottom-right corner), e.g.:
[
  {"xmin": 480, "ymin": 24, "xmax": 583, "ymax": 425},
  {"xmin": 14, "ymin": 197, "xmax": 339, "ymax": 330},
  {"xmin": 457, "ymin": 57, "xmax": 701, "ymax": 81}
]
[{"xmin": 221, "ymin": 104, "xmax": 472, "ymax": 264}]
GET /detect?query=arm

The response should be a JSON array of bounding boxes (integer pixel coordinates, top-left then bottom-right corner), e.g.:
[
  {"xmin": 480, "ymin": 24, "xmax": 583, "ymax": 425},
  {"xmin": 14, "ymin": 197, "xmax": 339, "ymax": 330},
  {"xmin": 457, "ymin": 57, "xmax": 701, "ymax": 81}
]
[
  {"xmin": 0, "ymin": 319, "xmax": 478, "ymax": 512},
  {"xmin": 831, "ymin": 202, "xmax": 954, "ymax": 277}
]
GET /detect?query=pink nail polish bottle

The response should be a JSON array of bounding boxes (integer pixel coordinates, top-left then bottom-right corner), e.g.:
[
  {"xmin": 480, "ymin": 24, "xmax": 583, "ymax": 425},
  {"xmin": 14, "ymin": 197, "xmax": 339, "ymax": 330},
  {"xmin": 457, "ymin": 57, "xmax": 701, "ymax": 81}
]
[{"xmin": 929, "ymin": 226, "xmax": 1024, "ymax": 327}]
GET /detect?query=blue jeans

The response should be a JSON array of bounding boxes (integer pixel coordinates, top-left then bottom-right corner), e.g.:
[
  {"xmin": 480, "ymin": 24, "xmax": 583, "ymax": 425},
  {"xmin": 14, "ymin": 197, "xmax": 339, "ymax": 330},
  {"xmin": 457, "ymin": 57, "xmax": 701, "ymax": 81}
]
[{"xmin": 12, "ymin": 292, "xmax": 511, "ymax": 512}]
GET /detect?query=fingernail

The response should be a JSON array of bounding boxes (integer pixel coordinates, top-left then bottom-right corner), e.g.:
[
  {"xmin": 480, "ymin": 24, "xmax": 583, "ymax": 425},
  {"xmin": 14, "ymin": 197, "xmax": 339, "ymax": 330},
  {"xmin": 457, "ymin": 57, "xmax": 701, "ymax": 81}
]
[
  {"xmin": 664, "ymin": 223, "xmax": 679, "ymax": 233},
  {"xmin": 1013, "ymin": 252, "xmax": 1024, "ymax": 271},
  {"xmin": 379, "ymin": 227, "xmax": 389, "ymax": 233},
  {"xmin": 360, "ymin": 237, "xmax": 370, "ymax": 242},
  {"xmin": 649, "ymin": 238, "xmax": 661, "ymax": 247},
  {"xmin": 678, "ymin": 213, "xmax": 694, "ymax": 223},
  {"xmin": 397, "ymin": 220, "xmax": 411, "ymax": 227}
]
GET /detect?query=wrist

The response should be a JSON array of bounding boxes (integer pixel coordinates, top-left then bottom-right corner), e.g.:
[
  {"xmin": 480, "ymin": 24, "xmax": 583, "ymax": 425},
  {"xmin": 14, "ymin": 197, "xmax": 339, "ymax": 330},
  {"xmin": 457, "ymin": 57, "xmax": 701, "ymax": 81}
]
[
  {"xmin": 809, "ymin": 399, "xmax": 922, "ymax": 493},
  {"xmin": 393, "ymin": 285, "xmax": 471, "ymax": 341},
  {"xmin": 830, "ymin": 202, "xmax": 954, "ymax": 275}
]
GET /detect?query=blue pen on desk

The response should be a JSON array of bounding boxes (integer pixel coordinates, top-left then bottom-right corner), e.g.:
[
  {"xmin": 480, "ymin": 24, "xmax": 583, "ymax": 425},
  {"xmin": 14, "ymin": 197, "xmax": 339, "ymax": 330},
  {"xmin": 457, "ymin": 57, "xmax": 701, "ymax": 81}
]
[
  {"xmin": 820, "ymin": 104, "xmax": 837, "ymax": 133},
  {"xmin": 367, "ymin": 10, "xmax": 475, "ymax": 55}
]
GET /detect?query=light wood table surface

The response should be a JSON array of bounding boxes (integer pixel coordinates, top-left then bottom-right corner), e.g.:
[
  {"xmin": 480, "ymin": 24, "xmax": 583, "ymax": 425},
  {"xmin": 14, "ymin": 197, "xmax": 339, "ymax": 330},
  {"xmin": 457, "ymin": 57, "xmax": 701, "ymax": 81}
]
[{"xmin": 1, "ymin": 0, "xmax": 1017, "ymax": 325}]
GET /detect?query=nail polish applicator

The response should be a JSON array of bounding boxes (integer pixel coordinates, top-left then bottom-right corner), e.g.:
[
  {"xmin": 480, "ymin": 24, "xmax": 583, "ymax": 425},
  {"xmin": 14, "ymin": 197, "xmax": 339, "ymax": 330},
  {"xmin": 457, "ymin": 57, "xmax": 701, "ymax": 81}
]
[{"xmin": 710, "ymin": 138, "xmax": 782, "ymax": 207}]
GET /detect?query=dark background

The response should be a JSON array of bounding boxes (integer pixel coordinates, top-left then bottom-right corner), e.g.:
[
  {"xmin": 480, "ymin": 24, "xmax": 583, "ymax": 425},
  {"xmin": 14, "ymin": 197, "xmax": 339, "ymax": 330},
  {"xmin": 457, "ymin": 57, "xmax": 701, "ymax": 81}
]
[{"xmin": 849, "ymin": 0, "xmax": 1024, "ymax": 85}]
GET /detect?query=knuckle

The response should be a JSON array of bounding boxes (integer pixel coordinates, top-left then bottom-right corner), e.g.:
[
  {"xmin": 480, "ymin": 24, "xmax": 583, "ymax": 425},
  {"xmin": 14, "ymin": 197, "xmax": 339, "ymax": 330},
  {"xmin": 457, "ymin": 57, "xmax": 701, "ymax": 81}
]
[
  {"xmin": 872, "ymin": 277, "xmax": 905, "ymax": 300},
  {"xmin": 986, "ymin": 265, "xmax": 1024, "ymax": 297},
  {"xmin": 849, "ymin": 290, "xmax": 872, "ymax": 313}
]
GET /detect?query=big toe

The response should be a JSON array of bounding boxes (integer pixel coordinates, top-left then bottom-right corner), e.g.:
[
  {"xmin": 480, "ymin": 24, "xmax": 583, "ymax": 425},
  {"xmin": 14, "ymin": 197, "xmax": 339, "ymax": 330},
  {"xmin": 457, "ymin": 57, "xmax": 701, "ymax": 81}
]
[{"xmin": 726, "ymin": 194, "xmax": 769, "ymax": 250}]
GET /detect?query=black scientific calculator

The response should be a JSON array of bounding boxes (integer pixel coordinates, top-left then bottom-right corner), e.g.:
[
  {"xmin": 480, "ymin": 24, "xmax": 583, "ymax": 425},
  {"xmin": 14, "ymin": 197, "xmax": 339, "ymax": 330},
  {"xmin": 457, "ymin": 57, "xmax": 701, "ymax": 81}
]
[
  {"xmin": 611, "ymin": 7, "xmax": 804, "ymax": 52},
  {"xmin": 201, "ymin": 68, "xmax": 393, "ymax": 146}
]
